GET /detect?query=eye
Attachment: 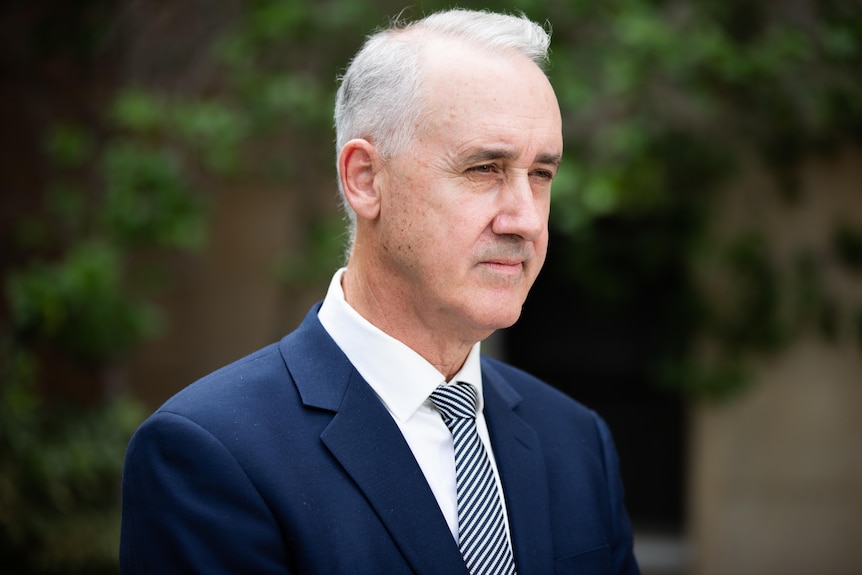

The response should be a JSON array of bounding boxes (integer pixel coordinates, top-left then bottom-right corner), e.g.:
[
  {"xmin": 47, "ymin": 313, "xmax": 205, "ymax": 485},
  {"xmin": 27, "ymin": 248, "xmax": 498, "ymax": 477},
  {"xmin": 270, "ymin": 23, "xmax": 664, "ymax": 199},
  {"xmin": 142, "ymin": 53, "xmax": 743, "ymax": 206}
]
[
  {"xmin": 530, "ymin": 168, "xmax": 556, "ymax": 181},
  {"xmin": 467, "ymin": 163, "xmax": 498, "ymax": 175}
]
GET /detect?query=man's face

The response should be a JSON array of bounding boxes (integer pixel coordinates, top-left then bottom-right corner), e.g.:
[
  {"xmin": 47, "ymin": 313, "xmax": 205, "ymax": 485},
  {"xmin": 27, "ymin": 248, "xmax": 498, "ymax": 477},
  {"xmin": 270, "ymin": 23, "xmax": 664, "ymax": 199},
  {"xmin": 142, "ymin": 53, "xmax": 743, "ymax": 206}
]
[{"xmin": 373, "ymin": 40, "xmax": 563, "ymax": 342}]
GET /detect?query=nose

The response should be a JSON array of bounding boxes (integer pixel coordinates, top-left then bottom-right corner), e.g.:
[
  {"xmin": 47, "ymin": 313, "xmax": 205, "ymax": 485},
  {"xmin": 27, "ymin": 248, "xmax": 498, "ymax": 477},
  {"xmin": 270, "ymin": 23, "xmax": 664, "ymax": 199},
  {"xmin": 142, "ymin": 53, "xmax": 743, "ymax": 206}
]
[{"xmin": 491, "ymin": 174, "xmax": 547, "ymax": 241}]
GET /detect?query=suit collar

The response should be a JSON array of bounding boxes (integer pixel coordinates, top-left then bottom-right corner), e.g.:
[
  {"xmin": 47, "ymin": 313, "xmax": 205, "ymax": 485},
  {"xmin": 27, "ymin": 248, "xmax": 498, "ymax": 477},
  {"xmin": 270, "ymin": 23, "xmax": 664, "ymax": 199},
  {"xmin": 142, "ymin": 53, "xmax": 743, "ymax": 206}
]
[{"xmin": 278, "ymin": 303, "xmax": 352, "ymax": 411}]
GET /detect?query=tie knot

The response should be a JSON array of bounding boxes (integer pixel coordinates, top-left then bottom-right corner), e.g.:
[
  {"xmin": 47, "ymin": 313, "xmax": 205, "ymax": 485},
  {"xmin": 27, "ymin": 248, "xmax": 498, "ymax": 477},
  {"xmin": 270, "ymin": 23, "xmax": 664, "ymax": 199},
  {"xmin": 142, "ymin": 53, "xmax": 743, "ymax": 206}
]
[{"xmin": 429, "ymin": 382, "xmax": 478, "ymax": 422}]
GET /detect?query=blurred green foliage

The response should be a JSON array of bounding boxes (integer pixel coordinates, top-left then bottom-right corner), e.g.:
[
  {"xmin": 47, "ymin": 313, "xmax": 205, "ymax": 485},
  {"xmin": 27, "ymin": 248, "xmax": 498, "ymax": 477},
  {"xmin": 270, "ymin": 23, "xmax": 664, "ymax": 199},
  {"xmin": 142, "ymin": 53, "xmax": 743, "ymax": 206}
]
[
  {"xmin": 0, "ymin": 343, "xmax": 144, "ymax": 575},
  {"xmin": 2, "ymin": 3, "xmax": 232, "ymax": 573},
  {"xmin": 3, "ymin": 0, "xmax": 862, "ymax": 571},
  {"xmin": 6, "ymin": 242, "xmax": 162, "ymax": 367}
]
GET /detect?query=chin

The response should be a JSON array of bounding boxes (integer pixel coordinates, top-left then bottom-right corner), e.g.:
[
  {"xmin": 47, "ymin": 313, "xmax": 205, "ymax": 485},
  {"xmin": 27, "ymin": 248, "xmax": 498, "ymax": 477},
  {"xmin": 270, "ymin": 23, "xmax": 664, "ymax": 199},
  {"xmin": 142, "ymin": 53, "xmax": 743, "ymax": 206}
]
[
  {"xmin": 472, "ymin": 304, "xmax": 523, "ymax": 333},
  {"xmin": 457, "ymin": 288, "xmax": 528, "ymax": 333}
]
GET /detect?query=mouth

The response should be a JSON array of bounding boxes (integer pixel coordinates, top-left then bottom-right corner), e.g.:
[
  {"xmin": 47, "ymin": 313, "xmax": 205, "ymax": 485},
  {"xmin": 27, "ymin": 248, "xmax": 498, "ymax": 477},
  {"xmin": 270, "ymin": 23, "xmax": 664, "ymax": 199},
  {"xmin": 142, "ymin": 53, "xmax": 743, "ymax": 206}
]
[{"xmin": 479, "ymin": 259, "xmax": 524, "ymax": 274}]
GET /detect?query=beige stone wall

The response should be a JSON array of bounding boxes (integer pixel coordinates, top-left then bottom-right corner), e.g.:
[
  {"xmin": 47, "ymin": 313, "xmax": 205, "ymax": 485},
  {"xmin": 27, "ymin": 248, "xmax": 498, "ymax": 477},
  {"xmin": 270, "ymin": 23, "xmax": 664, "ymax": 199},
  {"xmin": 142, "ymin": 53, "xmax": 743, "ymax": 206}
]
[
  {"xmin": 690, "ymin": 338, "xmax": 862, "ymax": 574},
  {"xmin": 689, "ymin": 150, "xmax": 862, "ymax": 575},
  {"xmin": 127, "ymin": 182, "xmax": 332, "ymax": 408}
]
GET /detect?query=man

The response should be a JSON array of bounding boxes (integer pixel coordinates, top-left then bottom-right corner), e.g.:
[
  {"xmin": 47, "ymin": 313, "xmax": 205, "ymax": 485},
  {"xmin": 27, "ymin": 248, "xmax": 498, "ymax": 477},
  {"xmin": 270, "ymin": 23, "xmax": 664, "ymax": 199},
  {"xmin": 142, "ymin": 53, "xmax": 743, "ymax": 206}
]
[{"xmin": 120, "ymin": 8, "xmax": 640, "ymax": 574}]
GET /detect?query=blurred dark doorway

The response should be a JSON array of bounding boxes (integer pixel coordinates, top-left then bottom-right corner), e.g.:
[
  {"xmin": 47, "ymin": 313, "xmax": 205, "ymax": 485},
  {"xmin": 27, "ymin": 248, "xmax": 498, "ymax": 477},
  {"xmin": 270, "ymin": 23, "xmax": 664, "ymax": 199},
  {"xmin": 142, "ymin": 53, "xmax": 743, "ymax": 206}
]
[{"xmin": 504, "ymin": 226, "xmax": 687, "ymax": 534}]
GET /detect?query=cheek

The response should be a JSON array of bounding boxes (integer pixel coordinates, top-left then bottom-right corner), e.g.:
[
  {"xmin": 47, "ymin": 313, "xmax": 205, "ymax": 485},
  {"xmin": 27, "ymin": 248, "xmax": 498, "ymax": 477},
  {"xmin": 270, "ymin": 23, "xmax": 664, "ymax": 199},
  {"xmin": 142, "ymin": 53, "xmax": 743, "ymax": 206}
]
[
  {"xmin": 380, "ymin": 190, "xmax": 443, "ymax": 268},
  {"xmin": 448, "ymin": 196, "xmax": 499, "ymax": 235}
]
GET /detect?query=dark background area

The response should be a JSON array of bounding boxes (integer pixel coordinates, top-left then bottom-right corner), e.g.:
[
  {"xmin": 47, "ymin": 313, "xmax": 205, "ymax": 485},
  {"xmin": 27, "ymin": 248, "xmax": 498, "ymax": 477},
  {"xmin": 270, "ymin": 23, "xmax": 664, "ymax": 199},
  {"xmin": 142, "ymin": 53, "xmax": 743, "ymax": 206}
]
[{"xmin": 507, "ymin": 227, "xmax": 687, "ymax": 533}]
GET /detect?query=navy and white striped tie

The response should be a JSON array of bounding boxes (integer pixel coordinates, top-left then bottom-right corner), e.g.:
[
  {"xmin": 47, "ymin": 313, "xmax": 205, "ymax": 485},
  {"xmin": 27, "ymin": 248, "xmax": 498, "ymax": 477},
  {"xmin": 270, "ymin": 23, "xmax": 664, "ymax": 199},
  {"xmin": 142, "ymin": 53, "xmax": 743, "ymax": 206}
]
[{"xmin": 429, "ymin": 383, "xmax": 517, "ymax": 575}]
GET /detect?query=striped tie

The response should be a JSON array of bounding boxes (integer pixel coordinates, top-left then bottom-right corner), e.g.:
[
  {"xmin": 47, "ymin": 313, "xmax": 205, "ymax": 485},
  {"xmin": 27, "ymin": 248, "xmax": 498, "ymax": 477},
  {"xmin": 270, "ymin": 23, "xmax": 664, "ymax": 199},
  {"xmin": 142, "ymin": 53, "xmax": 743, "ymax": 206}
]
[{"xmin": 429, "ymin": 383, "xmax": 517, "ymax": 575}]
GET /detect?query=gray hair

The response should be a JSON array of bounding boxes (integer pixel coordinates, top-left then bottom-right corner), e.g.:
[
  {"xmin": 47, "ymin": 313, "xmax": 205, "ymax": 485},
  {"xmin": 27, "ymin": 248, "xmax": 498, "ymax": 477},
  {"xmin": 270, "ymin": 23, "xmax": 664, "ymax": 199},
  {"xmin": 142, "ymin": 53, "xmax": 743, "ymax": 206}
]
[{"xmin": 333, "ymin": 9, "xmax": 552, "ymax": 244}]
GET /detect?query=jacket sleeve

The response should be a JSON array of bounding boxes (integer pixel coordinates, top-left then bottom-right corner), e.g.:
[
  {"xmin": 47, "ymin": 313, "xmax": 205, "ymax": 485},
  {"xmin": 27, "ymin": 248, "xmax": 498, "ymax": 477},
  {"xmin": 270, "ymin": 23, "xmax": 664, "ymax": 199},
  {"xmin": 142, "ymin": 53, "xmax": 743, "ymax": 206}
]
[
  {"xmin": 120, "ymin": 411, "xmax": 290, "ymax": 575},
  {"xmin": 593, "ymin": 411, "xmax": 641, "ymax": 575}
]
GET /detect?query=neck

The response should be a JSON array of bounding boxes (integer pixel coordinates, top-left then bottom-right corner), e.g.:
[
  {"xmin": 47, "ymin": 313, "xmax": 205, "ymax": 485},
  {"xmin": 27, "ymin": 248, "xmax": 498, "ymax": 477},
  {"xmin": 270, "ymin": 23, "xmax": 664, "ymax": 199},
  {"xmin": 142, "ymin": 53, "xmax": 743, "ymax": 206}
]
[{"xmin": 341, "ymin": 258, "xmax": 485, "ymax": 381}]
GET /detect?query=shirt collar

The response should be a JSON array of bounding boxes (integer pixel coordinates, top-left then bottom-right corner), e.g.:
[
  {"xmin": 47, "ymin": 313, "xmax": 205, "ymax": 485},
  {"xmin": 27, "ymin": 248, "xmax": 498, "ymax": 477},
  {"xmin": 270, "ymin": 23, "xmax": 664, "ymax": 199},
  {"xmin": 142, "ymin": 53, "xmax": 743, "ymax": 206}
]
[{"xmin": 317, "ymin": 268, "xmax": 484, "ymax": 421}]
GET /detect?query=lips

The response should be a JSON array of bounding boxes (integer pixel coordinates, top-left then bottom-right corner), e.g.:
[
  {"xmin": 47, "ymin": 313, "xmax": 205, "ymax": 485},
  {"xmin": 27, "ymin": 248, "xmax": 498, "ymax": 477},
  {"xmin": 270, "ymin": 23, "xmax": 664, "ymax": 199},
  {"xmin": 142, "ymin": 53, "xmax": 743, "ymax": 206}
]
[
  {"xmin": 483, "ymin": 258, "xmax": 523, "ymax": 267},
  {"xmin": 477, "ymin": 254, "xmax": 528, "ymax": 276}
]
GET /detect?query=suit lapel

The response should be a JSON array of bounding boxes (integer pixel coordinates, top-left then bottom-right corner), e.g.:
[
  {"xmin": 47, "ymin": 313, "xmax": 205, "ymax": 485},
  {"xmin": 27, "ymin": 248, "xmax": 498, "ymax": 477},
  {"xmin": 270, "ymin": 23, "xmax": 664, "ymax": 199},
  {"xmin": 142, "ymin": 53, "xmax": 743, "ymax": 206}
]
[
  {"xmin": 280, "ymin": 307, "xmax": 467, "ymax": 575},
  {"xmin": 322, "ymin": 373, "xmax": 467, "ymax": 575},
  {"xmin": 482, "ymin": 360, "xmax": 555, "ymax": 574}
]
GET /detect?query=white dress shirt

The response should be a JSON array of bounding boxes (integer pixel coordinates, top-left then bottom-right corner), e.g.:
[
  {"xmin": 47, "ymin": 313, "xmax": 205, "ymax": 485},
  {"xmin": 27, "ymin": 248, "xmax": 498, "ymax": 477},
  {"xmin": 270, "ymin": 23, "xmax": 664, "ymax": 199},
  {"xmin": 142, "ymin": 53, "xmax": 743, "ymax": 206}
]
[{"xmin": 317, "ymin": 268, "xmax": 512, "ymax": 543}]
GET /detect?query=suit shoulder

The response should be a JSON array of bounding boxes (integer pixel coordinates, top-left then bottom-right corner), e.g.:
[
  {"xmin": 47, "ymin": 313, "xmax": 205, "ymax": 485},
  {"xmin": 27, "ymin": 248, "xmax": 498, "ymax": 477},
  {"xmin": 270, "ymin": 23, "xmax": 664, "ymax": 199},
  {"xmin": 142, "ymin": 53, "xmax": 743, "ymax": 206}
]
[{"xmin": 157, "ymin": 342, "xmax": 286, "ymax": 419}]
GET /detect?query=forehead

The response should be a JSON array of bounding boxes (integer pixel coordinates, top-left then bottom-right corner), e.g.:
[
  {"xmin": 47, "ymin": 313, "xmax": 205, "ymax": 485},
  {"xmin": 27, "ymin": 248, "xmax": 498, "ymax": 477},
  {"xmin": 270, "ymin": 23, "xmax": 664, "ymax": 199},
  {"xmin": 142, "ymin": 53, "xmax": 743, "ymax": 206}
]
[{"xmin": 416, "ymin": 38, "xmax": 562, "ymax": 159}]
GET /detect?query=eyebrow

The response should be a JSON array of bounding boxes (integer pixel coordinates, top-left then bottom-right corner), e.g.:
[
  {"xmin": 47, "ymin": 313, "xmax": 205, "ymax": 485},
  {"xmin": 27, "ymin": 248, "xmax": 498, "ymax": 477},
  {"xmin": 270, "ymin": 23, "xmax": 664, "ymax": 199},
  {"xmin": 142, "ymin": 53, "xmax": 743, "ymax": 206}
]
[
  {"xmin": 462, "ymin": 148, "xmax": 562, "ymax": 167},
  {"xmin": 536, "ymin": 153, "xmax": 563, "ymax": 167}
]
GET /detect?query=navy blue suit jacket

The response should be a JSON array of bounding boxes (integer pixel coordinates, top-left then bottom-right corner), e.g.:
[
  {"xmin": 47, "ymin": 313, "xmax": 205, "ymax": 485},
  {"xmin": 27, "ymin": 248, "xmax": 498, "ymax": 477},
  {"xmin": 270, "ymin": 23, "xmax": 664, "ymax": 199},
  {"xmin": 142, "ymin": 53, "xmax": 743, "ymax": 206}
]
[{"xmin": 120, "ymin": 305, "xmax": 639, "ymax": 574}]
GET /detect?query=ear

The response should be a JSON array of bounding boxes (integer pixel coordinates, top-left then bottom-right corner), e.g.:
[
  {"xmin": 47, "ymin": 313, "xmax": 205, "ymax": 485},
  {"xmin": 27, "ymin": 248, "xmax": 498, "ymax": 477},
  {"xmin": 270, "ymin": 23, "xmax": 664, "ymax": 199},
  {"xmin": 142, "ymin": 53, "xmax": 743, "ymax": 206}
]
[{"xmin": 338, "ymin": 139, "xmax": 381, "ymax": 221}]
